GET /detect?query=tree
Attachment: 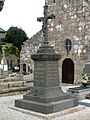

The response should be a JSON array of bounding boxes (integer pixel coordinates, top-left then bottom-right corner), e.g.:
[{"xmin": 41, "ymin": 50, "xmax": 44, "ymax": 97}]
[
  {"xmin": 3, "ymin": 26, "xmax": 28, "ymax": 52},
  {"xmin": 0, "ymin": 44, "xmax": 19, "ymax": 57}
]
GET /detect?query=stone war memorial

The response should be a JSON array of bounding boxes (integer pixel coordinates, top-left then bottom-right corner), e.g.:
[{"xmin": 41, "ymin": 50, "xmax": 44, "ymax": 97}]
[{"xmin": 15, "ymin": 3, "xmax": 78, "ymax": 114}]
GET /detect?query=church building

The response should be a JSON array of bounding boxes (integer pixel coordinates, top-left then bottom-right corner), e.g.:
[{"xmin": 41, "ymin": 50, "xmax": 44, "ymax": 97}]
[{"xmin": 20, "ymin": 0, "xmax": 90, "ymax": 84}]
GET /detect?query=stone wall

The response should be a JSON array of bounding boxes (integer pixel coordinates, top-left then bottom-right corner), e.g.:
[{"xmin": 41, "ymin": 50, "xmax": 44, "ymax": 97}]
[
  {"xmin": 20, "ymin": 0, "xmax": 90, "ymax": 84},
  {"xmin": 46, "ymin": 0, "xmax": 90, "ymax": 83}
]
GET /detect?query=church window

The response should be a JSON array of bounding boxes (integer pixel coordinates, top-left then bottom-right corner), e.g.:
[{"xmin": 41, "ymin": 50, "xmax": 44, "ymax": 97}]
[
  {"xmin": 65, "ymin": 39, "xmax": 72, "ymax": 52},
  {"xmin": 53, "ymin": 0, "xmax": 55, "ymax": 3}
]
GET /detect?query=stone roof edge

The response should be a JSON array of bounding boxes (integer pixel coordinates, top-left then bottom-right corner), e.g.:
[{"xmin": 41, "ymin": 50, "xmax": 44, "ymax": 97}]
[{"xmin": 28, "ymin": 30, "xmax": 43, "ymax": 43}]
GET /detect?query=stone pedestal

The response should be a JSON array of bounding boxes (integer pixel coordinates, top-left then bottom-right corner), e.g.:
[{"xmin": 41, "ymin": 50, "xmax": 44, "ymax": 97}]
[{"xmin": 15, "ymin": 44, "xmax": 78, "ymax": 114}]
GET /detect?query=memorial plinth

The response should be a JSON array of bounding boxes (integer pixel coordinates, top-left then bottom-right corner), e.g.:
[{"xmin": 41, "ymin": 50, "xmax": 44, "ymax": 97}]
[{"xmin": 15, "ymin": 44, "xmax": 78, "ymax": 114}]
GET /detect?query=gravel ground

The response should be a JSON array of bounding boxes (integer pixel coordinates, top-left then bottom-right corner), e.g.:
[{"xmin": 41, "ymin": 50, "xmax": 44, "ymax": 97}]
[
  {"xmin": 52, "ymin": 107, "xmax": 90, "ymax": 120},
  {"xmin": 0, "ymin": 95, "xmax": 45, "ymax": 120},
  {"xmin": 0, "ymin": 94, "xmax": 90, "ymax": 120}
]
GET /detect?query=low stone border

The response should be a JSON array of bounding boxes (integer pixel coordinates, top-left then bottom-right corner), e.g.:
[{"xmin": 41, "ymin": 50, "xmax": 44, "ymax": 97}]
[
  {"xmin": 9, "ymin": 105, "xmax": 85, "ymax": 120},
  {"xmin": 79, "ymin": 99, "xmax": 90, "ymax": 107}
]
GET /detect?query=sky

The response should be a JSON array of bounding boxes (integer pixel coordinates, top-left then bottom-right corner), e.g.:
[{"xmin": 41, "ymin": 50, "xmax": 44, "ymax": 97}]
[{"xmin": 0, "ymin": 0, "xmax": 45, "ymax": 38}]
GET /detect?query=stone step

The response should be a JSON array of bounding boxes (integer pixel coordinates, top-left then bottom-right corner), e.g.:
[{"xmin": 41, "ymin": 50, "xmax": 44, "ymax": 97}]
[
  {"xmin": 0, "ymin": 75, "xmax": 33, "ymax": 96},
  {"xmin": 0, "ymin": 86, "xmax": 31, "ymax": 95},
  {"xmin": 15, "ymin": 98, "xmax": 78, "ymax": 114},
  {"xmin": 0, "ymin": 80, "xmax": 33, "ymax": 89},
  {"xmin": 0, "ymin": 77, "xmax": 17, "ymax": 83}
]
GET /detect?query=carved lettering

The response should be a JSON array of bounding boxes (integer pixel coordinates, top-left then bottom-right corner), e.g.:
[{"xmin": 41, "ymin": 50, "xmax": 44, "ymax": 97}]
[
  {"xmin": 33, "ymin": 89, "xmax": 45, "ymax": 97},
  {"xmin": 35, "ymin": 68, "xmax": 45, "ymax": 70}
]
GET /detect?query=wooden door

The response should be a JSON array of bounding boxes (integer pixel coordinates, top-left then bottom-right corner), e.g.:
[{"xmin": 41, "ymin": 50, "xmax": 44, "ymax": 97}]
[{"xmin": 62, "ymin": 58, "xmax": 74, "ymax": 84}]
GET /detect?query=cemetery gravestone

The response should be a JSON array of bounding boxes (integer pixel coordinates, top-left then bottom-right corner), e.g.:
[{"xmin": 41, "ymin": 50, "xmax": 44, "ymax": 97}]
[
  {"xmin": 8, "ymin": 59, "xmax": 12, "ymax": 74},
  {"xmin": 0, "ymin": 64, "xmax": 4, "ymax": 78},
  {"xmin": 1, "ymin": 46, "xmax": 8, "ymax": 76}
]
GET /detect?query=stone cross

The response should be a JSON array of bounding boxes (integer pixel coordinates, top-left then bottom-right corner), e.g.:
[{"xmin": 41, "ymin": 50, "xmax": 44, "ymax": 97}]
[
  {"xmin": 37, "ymin": 4, "xmax": 55, "ymax": 44},
  {"xmin": 2, "ymin": 46, "xmax": 6, "ymax": 58},
  {"xmin": 0, "ymin": 0, "xmax": 5, "ymax": 11}
]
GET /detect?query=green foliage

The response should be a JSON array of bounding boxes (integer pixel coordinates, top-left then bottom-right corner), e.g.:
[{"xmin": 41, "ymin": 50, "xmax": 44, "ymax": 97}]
[
  {"xmin": 0, "ymin": 44, "xmax": 19, "ymax": 57},
  {"xmin": 3, "ymin": 26, "xmax": 28, "ymax": 52}
]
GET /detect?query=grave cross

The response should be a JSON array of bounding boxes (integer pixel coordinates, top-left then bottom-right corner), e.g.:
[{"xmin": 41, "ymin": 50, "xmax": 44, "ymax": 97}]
[
  {"xmin": 37, "ymin": 4, "xmax": 55, "ymax": 44},
  {"xmin": 2, "ymin": 46, "xmax": 6, "ymax": 58}
]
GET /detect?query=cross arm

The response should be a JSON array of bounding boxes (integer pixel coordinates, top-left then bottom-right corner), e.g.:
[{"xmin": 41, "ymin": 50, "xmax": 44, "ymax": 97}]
[{"xmin": 37, "ymin": 17, "xmax": 44, "ymax": 22}]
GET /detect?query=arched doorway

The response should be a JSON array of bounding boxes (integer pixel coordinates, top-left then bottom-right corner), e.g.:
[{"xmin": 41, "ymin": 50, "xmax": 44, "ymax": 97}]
[
  {"xmin": 62, "ymin": 58, "xmax": 74, "ymax": 84},
  {"xmin": 23, "ymin": 63, "xmax": 26, "ymax": 72}
]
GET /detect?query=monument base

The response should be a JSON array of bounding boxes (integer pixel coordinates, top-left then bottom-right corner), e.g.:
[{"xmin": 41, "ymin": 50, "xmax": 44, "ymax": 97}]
[
  {"xmin": 68, "ymin": 86, "xmax": 90, "ymax": 100},
  {"xmin": 15, "ymin": 86, "xmax": 78, "ymax": 114}
]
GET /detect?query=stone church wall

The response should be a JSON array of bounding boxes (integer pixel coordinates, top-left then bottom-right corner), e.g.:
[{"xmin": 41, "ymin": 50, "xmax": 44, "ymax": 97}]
[
  {"xmin": 47, "ymin": 0, "xmax": 90, "ymax": 84},
  {"xmin": 20, "ymin": 0, "xmax": 90, "ymax": 84}
]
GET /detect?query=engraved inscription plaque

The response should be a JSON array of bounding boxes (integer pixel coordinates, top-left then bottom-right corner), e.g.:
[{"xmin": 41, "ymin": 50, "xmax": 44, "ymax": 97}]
[
  {"xmin": 34, "ymin": 61, "xmax": 46, "ymax": 86},
  {"xmin": 34, "ymin": 60, "xmax": 59, "ymax": 87},
  {"xmin": 46, "ymin": 61, "xmax": 59, "ymax": 86}
]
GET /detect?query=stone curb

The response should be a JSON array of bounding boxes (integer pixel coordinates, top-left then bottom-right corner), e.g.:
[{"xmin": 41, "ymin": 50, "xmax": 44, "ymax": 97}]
[
  {"xmin": 79, "ymin": 100, "xmax": 90, "ymax": 107},
  {"xmin": 9, "ymin": 105, "xmax": 85, "ymax": 120}
]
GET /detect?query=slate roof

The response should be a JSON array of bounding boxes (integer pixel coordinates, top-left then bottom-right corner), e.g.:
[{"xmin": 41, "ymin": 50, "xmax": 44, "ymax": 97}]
[{"xmin": 0, "ymin": 28, "xmax": 6, "ymax": 33}]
